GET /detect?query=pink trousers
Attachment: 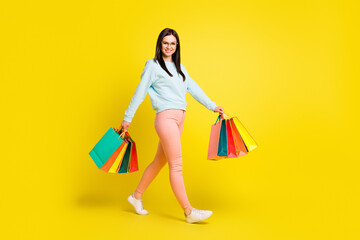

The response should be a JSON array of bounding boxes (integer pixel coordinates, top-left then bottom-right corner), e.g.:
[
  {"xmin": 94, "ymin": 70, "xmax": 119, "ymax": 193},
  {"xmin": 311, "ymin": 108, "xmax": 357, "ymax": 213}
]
[{"xmin": 135, "ymin": 109, "xmax": 191, "ymax": 209}]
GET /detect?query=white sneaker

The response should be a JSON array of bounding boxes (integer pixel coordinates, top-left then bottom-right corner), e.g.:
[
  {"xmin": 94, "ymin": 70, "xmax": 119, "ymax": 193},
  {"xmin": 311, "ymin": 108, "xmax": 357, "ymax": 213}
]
[
  {"xmin": 127, "ymin": 193, "xmax": 149, "ymax": 215},
  {"xmin": 184, "ymin": 208, "xmax": 213, "ymax": 223}
]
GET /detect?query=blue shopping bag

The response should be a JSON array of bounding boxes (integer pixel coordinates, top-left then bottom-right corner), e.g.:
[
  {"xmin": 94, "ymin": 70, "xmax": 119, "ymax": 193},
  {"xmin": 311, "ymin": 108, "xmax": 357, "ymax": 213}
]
[{"xmin": 89, "ymin": 127, "xmax": 125, "ymax": 169}]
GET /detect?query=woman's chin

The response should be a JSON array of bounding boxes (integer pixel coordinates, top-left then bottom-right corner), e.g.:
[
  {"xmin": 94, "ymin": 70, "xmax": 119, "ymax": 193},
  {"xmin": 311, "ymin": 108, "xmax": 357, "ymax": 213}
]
[{"xmin": 163, "ymin": 52, "xmax": 173, "ymax": 56}]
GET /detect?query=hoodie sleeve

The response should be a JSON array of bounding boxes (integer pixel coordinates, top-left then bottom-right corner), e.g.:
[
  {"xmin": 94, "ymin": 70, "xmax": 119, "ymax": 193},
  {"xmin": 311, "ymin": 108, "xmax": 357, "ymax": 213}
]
[
  {"xmin": 123, "ymin": 60, "xmax": 155, "ymax": 123},
  {"xmin": 183, "ymin": 65, "xmax": 217, "ymax": 111}
]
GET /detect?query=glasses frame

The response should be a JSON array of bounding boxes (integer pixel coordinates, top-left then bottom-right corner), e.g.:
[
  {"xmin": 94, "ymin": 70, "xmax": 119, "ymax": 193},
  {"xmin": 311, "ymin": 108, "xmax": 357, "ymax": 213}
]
[{"xmin": 162, "ymin": 41, "xmax": 178, "ymax": 49}]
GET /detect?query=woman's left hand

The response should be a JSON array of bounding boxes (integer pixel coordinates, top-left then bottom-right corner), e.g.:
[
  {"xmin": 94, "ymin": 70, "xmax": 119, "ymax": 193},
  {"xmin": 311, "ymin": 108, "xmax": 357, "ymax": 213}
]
[{"xmin": 214, "ymin": 106, "xmax": 224, "ymax": 114}]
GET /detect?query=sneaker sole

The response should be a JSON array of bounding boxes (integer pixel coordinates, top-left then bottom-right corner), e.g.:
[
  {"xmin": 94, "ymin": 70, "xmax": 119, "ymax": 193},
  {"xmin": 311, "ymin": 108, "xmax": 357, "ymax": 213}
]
[{"xmin": 186, "ymin": 212, "xmax": 213, "ymax": 223}]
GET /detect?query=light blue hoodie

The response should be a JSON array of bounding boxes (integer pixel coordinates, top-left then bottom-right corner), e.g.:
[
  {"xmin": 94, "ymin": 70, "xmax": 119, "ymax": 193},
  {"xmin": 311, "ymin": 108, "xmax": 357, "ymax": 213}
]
[{"xmin": 123, "ymin": 58, "xmax": 217, "ymax": 123}]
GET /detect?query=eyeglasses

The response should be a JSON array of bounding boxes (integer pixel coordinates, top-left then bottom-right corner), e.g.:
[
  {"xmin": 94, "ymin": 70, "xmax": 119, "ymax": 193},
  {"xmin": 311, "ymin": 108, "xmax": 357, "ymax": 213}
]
[{"xmin": 162, "ymin": 41, "xmax": 178, "ymax": 48}]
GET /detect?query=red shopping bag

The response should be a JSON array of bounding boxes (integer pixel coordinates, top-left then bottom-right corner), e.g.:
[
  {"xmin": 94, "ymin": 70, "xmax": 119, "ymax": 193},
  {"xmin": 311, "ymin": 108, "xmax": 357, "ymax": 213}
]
[
  {"xmin": 119, "ymin": 131, "xmax": 139, "ymax": 173},
  {"xmin": 226, "ymin": 119, "xmax": 237, "ymax": 158},
  {"xmin": 128, "ymin": 136, "xmax": 139, "ymax": 172},
  {"xmin": 229, "ymin": 118, "xmax": 248, "ymax": 157}
]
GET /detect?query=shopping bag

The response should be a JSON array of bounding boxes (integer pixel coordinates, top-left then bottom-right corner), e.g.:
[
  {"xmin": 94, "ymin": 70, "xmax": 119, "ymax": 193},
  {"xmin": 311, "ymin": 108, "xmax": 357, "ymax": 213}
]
[
  {"xmin": 113, "ymin": 129, "xmax": 139, "ymax": 173},
  {"xmin": 223, "ymin": 113, "xmax": 258, "ymax": 153},
  {"xmin": 109, "ymin": 137, "xmax": 129, "ymax": 173},
  {"xmin": 128, "ymin": 133, "xmax": 139, "ymax": 173},
  {"xmin": 229, "ymin": 118, "xmax": 248, "ymax": 157},
  {"xmin": 89, "ymin": 127, "xmax": 139, "ymax": 173},
  {"xmin": 217, "ymin": 116, "xmax": 228, "ymax": 156},
  {"xmin": 118, "ymin": 134, "xmax": 132, "ymax": 173},
  {"xmin": 89, "ymin": 127, "xmax": 126, "ymax": 169},
  {"xmin": 100, "ymin": 140, "xmax": 127, "ymax": 172},
  {"xmin": 207, "ymin": 112, "xmax": 257, "ymax": 160},
  {"xmin": 207, "ymin": 115, "xmax": 226, "ymax": 160},
  {"xmin": 226, "ymin": 119, "xmax": 237, "ymax": 158}
]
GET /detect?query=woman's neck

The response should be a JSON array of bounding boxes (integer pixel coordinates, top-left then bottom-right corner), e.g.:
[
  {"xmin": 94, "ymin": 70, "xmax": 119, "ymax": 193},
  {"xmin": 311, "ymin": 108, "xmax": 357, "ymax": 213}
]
[{"xmin": 163, "ymin": 56, "xmax": 173, "ymax": 62}]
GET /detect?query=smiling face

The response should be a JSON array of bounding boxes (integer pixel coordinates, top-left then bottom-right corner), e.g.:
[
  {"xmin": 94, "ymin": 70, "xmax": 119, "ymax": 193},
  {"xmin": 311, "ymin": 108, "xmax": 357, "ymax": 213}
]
[{"xmin": 161, "ymin": 35, "xmax": 177, "ymax": 59}]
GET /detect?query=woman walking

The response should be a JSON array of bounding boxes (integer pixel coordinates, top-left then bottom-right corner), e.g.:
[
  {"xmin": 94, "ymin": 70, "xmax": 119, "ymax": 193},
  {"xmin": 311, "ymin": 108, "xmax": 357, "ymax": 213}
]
[{"xmin": 122, "ymin": 28, "xmax": 224, "ymax": 223}]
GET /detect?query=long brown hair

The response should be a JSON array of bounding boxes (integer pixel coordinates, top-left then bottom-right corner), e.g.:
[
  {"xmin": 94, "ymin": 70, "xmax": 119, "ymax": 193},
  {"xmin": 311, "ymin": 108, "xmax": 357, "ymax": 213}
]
[{"xmin": 153, "ymin": 28, "xmax": 186, "ymax": 82}]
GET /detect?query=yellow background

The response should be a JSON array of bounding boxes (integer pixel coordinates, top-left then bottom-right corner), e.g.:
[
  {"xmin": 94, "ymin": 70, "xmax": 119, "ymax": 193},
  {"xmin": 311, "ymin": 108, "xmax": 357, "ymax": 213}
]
[{"xmin": 1, "ymin": 0, "xmax": 359, "ymax": 239}]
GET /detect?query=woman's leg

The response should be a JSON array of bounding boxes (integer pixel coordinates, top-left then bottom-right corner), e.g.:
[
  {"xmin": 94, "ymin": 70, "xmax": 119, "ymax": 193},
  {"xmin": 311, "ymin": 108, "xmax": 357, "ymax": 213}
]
[
  {"xmin": 134, "ymin": 140, "xmax": 168, "ymax": 200},
  {"xmin": 154, "ymin": 109, "xmax": 191, "ymax": 210}
]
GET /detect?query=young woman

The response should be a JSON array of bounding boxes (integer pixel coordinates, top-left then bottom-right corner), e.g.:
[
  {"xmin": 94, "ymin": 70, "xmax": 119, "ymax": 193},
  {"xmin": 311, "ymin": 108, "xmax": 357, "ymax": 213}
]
[{"xmin": 121, "ymin": 28, "xmax": 224, "ymax": 223}]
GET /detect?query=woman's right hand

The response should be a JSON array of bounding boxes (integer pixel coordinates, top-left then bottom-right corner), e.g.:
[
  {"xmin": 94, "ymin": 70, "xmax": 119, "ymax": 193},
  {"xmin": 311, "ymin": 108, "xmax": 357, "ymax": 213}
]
[
  {"xmin": 120, "ymin": 120, "xmax": 130, "ymax": 133},
  {"xmin": 214, "ymin": 106, "xmax": 224, "ymax": 114}
]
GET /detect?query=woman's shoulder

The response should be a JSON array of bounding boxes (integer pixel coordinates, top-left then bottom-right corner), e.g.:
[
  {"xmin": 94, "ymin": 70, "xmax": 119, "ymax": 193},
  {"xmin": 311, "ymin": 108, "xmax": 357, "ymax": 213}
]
[
  {"xmin": 144, "ymin": 58, "xmax": 156, "ymax": 65},
  {"xmin": 143, "ymin": 58, "xmax": 161, "ymax": 70},
  {"xmin": 180, "ymin": 63, "xmax": 188, "ymax": 74},
  {"xmin": 147, "ymin": 58, "xmax": 163, "ymax": 64}
]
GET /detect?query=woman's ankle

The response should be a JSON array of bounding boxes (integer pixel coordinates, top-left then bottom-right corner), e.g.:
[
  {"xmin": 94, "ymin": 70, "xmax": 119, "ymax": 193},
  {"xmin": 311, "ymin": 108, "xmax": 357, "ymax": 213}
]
[
  {"xmin": 133, "ymin": 190, "xmax": 142, "ymax": 200},
  {"xmin": 184, "ymin": 206, "xmax": 193, "ymax": 216}
]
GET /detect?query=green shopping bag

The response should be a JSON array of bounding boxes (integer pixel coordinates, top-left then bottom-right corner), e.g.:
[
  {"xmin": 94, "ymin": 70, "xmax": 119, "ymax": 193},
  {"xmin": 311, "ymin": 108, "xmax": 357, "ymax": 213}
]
[
  {"xmin": 217, "ymin": 116, "xmax": 228, "ymax": 156},
  {"xmin": 118, "ymin": 133, "xmax": 132, "ymax": 173},
  {"xmin": 89, "ymin": 127, "xmax": 125, "ymax": 169}
]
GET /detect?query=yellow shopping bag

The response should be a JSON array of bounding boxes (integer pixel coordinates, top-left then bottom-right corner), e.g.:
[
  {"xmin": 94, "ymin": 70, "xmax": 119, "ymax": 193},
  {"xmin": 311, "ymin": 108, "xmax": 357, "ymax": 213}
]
[
  {"xmin": 108, "ymin": 139, "xmax": 129, "ymax": 173},
  {"xmin": 222, "ymin": 112, "xmax": 258, "ymax": 152}
]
